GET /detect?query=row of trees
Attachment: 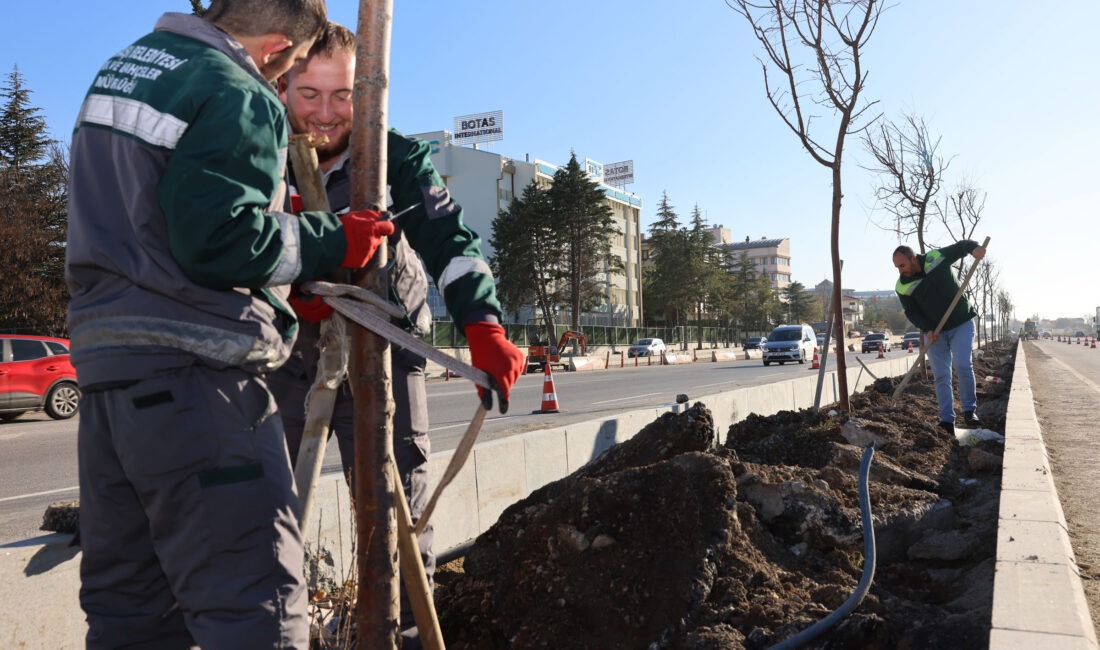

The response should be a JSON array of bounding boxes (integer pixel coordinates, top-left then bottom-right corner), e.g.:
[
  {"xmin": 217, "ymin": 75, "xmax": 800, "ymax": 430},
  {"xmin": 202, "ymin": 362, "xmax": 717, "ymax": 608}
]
[
  {"xmin": 488, "ymin": 154, "xmax": 622, "ymax": 341},
  {"xmin": 643, "ymin": 192, "xmax": 817, "ymax": 343},
  {"xmin": 0, "ymin": 67, "xmax": 69, "ymax": 336}
]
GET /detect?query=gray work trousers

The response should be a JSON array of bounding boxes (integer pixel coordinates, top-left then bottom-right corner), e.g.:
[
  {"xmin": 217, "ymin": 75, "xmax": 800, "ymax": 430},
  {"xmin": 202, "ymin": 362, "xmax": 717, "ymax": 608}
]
[
  {"xmin": 78, "ymin": 365, "xmax": 308, "ymax": 650},
  {"xmin": 268, "ymin": 346, "xmax": 433, "ymax": 627}
]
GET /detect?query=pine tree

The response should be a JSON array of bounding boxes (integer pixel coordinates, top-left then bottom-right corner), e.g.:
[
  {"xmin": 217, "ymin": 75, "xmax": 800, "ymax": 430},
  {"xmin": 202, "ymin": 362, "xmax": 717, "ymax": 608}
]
[
  {"xmin": 642, "ymin": 192, "xmax": 691, "ymax": 324},
  {"xmin": 0, "ymin": 67, "xmax": 68, "ymax": 335},
  {"xmin": 489, "ymin": 181, "xmax": 565, "ymax": 339},
  {"xmin": 0, "ymin": 67, "xmax": 52, "ymax": 170},
  {"xmin": 548, "ymin": 154, "xmax": 622, "ymax": 332}
]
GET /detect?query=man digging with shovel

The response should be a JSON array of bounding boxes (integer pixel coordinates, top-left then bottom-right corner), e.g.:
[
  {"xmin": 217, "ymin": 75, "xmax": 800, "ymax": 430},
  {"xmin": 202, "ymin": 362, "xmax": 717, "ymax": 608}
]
[{"xmin": 893, "ymin": 240, "xmax": 987, "ymax": 435}]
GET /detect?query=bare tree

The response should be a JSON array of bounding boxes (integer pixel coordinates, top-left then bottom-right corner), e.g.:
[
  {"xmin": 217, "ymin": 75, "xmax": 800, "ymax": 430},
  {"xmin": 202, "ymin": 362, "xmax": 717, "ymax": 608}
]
[
  {"xmin": 863, "ymin": 113, "xmax": 950, "ymax": 253},
  {"xmin": 939, "ymin": 180, "xmax": 985, "ymax": 245},
  {"xmin": 728, "ymin": 0, "xmax": 884, "ymax": 412}
]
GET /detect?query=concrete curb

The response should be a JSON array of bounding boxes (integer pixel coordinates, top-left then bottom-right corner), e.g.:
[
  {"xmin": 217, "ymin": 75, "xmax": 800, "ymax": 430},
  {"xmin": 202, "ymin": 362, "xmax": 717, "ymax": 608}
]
[{"xmin": 989, "ymin": 341, "xmax": 1098, "ymax": 648}]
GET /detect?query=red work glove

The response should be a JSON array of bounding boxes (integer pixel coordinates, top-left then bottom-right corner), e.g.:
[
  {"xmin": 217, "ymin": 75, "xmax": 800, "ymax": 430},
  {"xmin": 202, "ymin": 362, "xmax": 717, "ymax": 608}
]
[
  {"xmin": 465, "ymin": 322, "xmax": 524, "ymax": 413},
  {"xmin": 288, "ymin": 284, "xmax": 333, "ymax": 322},
  {"xmin": 339, "ymin": 209, "xmax": 395, "ymax": 268}
]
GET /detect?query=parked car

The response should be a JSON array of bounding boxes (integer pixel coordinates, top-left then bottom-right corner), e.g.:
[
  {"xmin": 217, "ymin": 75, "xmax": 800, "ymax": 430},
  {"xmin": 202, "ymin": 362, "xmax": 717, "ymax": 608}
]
[
  {"xmin": 627, "ymin": 338, "xmax": 666, "ymax": 358},
  {"xmin": 816, "ymin": 333, "xmax": 826, "ymax": 348},
  {"xmin": 861, "ymin": 332, "xmax": 892, "ymax": 354},
  {"xmin": 0, "ymin": 335, "xmax": 81, "ymax": 420},
  {"xmin": 743, "ymin": 336, "xmax": 767, "ymax": 350},
  {"xmin": 901, "ymin": 331, "xmax": 922, "ymax": 350},
  {"xmin": 762, "ymin": 323, "xmax": 816, "ymax": 366}
]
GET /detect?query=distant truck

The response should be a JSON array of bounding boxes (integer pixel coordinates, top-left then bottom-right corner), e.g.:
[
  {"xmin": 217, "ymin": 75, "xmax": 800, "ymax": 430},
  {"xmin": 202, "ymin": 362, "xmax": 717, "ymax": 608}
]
[{"xmin": 1022, "ymin": 319, "xmax": 1038, "ymax": 340}]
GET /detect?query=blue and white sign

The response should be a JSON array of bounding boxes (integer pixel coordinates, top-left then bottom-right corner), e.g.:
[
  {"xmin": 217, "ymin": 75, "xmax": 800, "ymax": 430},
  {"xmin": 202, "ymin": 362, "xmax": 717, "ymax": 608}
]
[{"xmin": 584, "ymin": 157, "xmax": 604, "ymax": 182}]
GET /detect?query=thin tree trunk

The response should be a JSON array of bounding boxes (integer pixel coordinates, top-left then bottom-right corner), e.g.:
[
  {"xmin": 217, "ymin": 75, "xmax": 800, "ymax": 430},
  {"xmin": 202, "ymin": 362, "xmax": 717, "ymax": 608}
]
[
  {"xmin": 831, "ymin": 165, "xmax": 850, "ymax": 412},
  {"xmin": 351, "ymin": 1, "xmax": 399, "ymax": 647}
]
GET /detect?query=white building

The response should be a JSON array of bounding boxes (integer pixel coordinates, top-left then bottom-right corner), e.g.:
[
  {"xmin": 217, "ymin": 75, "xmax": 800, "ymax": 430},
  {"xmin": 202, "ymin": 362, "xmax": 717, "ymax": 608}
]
[
  {"xmin": 720, "ymin": 236, "xmax": 792, "ymax": 292},
  {"xmin": 412, "ymin": 131, "xmax": 644, "ymax": 326}
]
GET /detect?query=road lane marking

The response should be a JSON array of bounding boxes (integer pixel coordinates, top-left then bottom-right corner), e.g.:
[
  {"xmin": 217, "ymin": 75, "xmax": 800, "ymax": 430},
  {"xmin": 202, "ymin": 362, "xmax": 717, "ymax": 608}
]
[
  {"xmin": 1050, "ymin": 357, "xmax": 1100, "ymax": 397},
  {"xmin": 0, "ymin": 486, "xmax": 79, "ymax": 504},
  {"xmin": 591, "ymin": 393, "xmax": 662, "ymax": 405}
]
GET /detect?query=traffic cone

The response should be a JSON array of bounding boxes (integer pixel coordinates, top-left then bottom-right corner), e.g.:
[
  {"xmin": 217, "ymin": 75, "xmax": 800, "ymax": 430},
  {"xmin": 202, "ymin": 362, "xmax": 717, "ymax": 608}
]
[
  {"xmin": 810, "ymin": 347, "xmax": 820, "ymax": 369},
  {"xmin": 877, "ymin": 342, "xmax": 885, "ymax": 359},
  {"xmin": 533, "ymin": 363, "xmax": 561, "ymax": 414},
  {"xmin": 907, "ymin": 340, "xmax": 914, "ymax": 353},
  {"xmin": 1092, "ymin": 337, "xmax": 1096, "ymax": 349}
]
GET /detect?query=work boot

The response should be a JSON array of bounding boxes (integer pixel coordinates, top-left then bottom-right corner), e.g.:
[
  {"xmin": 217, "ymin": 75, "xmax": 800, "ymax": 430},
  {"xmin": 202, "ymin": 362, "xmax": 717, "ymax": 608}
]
[
  {"xmin": 963, "ymin": 411, "xmax": 981, "ymax": 427},
  {"xmin": 937, "ymin": 421, "xmax": 955, "ymax": 435}
]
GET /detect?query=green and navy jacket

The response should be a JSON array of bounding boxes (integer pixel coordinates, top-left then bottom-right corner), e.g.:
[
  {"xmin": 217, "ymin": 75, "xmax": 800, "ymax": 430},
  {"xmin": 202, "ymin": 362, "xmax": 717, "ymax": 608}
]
[
  {"xmin": 895, "ymin": 240, "xmax": 979, "ymax": 333},
  {"xmin": 291, "ymin": 128, "xmax": 502, "ymax": 336},
  {"xmin": 65, "ymin": 13, "xmax": 348, "ymax": 385}
]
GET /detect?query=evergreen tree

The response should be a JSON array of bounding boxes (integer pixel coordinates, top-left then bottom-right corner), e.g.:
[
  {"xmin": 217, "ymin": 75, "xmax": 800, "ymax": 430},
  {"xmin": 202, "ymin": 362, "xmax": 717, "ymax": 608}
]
[
  {"xmin": 781, "ymin": 281, "xmax": 816, "ymax": 324},
  {"xmin": 489, "ymin": 181, "xmax": 565, "ymax": 340},
  {"xmin": 0, "ymin": 67, "xmax": 68, "ymax": 335},
  {"xmin": 0, "ymin": 67, "xmax": 52, "ymax": 170},
  {"xmin": 548, "ymin": 154, "xmax": 622, "ymax": 332},
  {"xmin": 642, "ymin": 192, "xmax": 692, "ymax": 324}
]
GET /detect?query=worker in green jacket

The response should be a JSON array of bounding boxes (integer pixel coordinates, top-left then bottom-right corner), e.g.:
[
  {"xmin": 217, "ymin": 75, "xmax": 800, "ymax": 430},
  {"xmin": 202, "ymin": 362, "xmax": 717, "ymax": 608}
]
[
  {"xmin": 66, "ymin": 3, "xmax": 400, "ymax": 648},
  {"xmin": 893, "ymin": 240, "xmax": 987, "ymax": 435},
  {"xmin": 271, "ymin": 22, "xmax": 525, "ymax": 647}
]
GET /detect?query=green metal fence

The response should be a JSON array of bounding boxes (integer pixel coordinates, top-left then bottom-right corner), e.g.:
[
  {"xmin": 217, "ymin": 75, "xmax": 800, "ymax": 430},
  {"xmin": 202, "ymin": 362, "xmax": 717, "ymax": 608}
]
[{"xmin": 423, "ymin": 319, "xmax": 765, "ymax": 351}]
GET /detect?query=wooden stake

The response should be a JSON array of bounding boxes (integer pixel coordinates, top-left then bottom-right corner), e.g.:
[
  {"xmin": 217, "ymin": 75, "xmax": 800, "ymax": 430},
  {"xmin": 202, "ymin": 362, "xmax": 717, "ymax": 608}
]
[{"xmin": 287, "ymin": 135, "xmax": 344, "ymax": 536}]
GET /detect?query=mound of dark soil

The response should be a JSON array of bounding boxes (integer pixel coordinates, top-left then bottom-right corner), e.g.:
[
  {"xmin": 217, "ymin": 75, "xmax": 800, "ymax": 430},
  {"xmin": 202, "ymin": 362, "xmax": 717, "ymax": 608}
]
[{"xmin": 436, "ymin": 341, "xmax": 1014, "ymax": 649}]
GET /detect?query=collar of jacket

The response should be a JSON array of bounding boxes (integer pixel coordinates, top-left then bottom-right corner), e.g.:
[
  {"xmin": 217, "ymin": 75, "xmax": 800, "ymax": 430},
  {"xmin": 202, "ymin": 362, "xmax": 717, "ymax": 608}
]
[{"xmin": 154, "ymin": 12, "xmax": 275, "ymax": 94}]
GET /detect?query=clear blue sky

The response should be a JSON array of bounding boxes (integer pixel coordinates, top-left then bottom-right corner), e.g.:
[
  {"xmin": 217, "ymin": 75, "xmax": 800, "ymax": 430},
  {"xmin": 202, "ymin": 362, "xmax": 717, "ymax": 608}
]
[{"xmin": 4, "ymin": 1, "xmax": 1097, "ymax": 322}]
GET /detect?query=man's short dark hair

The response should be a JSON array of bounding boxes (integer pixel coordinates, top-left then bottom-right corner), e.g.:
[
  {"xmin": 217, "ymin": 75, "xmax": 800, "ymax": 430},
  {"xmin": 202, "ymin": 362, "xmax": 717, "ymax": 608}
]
[
  {"xmin": 205, "ymin": 0, "xmax": 327, "ymax": 45},
  {"xmin": 309, "ymin": 22, "xmax": 357, "ymax": 60},
  {"xmin": 893, "ymin": 245, "xmax": 915, "ymax": 258}
]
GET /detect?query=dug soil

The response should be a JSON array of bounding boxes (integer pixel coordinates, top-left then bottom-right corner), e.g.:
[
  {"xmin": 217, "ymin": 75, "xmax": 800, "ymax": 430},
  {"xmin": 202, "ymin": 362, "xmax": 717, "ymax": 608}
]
[{"xmin": 435, "ymin": 341, "xmax": 1015, "ymax": 649}]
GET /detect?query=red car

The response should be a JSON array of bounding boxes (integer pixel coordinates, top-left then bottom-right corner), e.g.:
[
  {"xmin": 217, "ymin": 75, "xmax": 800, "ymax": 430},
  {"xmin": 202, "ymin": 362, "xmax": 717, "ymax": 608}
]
[{"xmin": 0, "ymin": 334, "xmax": 81, "ymax": 420}]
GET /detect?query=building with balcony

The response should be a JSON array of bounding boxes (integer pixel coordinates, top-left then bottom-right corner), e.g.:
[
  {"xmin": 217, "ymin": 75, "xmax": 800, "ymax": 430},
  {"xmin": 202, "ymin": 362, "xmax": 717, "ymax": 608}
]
[
  {"xmin": 720, "ymin": 236, "xmax": 792, "ymax": 292},
  {"xmin": 412, "ymin": 130, "xmax": 644, "ymax": 326}
]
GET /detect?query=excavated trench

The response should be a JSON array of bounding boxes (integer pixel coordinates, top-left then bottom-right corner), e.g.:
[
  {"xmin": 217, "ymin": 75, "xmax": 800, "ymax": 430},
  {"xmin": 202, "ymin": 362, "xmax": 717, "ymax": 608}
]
[{"xmin": 433, "ymin": 341, "xmax": 1013, "ymax": 649}]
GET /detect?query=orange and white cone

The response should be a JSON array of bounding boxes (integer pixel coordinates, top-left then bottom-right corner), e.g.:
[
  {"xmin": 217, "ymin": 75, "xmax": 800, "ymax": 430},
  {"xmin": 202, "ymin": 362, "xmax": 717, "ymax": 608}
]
[
  {"xmin": 533, "ymin": 363, "xmax": 561, "ymax": 414},
  {"xmin": 907, "ymin": 341, "xmax": 914, "ymax": 354},
  {"xmin": 810, "ymin": 347, "xmax": 820, "ymax": 370},
  {"xmin": 877, "ymin": 342, "xmax": 885, "ymax": 359}
]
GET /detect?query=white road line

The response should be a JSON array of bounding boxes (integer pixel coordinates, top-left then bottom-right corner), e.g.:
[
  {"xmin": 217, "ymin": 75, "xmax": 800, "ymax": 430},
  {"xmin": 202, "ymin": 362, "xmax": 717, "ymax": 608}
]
[
  {"xmin": 429, "ymin": 414, "xmax": 517, "ymax": 432},
  {"xmin": 1050, "ymin": 357, "xmax": 1100, "ymax": 397},
  {"xmin": 0, "ymin": 486, "xmax": 79, "ymax": 504},
  {"xmin": 591, "ymin": 392, "xmax": 662, "ymax": 405}
]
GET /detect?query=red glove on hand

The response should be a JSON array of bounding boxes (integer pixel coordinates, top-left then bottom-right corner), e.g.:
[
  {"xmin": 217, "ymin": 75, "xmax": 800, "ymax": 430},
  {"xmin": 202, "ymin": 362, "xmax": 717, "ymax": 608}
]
[
  {"xmin": 339, "ymin": 209, "xmax": 395, "ymax": 268},
  {"xmin": 288, "ymin": 284, "xmax": 333, "ymax": 322},
  {"xmin": 289, "ymin": 193, "xmax": 304, "ymax": 213},
  {"xmin": 465, "ymin": 322, "xmax": 524, "ymax": 412}
]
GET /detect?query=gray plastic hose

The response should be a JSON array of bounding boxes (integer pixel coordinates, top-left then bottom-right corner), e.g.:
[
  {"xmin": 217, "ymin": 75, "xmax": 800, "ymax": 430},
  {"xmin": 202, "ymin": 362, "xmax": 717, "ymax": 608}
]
[{"xmin": 767, "ymin": 445, "xmax": 877, "ymax": 650}]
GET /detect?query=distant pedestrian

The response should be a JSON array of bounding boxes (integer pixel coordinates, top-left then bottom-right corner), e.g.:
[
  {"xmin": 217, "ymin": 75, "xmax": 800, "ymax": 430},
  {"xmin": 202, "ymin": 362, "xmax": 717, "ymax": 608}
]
[{"xmin": 893, "ymin": 241, "xmax": 987, "ymax": 434}]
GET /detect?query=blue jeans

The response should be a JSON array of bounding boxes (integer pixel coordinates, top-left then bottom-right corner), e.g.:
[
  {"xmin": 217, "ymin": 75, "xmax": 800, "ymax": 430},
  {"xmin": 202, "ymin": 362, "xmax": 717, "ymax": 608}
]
[{"xmin": 926, "ymin": 318, "xmax": 977, "ymax": 423}]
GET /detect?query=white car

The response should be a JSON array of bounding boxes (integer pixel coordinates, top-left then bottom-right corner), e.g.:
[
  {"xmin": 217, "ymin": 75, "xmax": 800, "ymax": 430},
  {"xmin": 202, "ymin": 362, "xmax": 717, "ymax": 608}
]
[
  {"xmin": 762, "ymin": 324, "xmax": 817, "ymax": 366},
  {"xmin": 628, "ymin": 338, "xmax": 666, "ymax": 358}
]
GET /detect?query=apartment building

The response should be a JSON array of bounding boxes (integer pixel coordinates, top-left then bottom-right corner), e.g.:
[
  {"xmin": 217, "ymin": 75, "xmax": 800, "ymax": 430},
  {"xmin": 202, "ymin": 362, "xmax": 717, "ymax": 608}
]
[
  {"xmin": 720, "ymin": 236, "xmax": 792, "ymax": 292},
  {"xmin": 412, "ymin": 130, "xmax": 644, "ymax": 326}
]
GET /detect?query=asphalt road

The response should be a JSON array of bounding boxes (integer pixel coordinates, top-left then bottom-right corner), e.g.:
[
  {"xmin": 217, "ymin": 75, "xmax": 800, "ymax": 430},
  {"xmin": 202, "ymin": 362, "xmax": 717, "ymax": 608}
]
[{"xmin": 0, "ymin": 344, "xmax": 884, "ymax": 543}]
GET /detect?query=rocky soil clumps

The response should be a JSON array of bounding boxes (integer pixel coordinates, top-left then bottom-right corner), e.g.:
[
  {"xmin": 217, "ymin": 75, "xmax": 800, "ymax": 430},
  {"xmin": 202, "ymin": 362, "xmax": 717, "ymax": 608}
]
[{"xmin": 437, "ymin": 341, "xmax": 1014, "ymax": 649}]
